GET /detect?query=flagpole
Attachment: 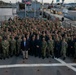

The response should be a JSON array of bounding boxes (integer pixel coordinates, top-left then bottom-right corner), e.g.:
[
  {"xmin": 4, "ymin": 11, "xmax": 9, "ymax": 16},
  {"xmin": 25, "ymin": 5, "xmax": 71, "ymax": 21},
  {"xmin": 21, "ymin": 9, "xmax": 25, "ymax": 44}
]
[
  {"xmin": 24, "ymin": 0, "xmax": 27, "ymax": 18},
  {"xmin": 62, "ymin": 0, "xmax": 64, "ymax": 6},
  {"xmin": 25, "ymin": 4, "xmax": 26, "ymax": 18},
  {"xmin": 42, "ymin": 0, "xmax": 43, "ymax": 18},
  {"xmin": 16, "ymin": 0, "xmax": 17, "ymax": 3},
  {"xmin": 34, "ymin": 0, "xmax": 36, "ymax": 18}
]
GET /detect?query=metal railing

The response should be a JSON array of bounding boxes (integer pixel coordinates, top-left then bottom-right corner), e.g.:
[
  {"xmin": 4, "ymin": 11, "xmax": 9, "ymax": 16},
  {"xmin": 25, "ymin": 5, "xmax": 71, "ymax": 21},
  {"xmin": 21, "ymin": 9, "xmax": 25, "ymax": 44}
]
[
  {"xmin": 0, "ymin": 15, "xmax": 15, "ymax": 21},
  {"xmin": 62, "ymin": 20, "xmax": 76, "ymax": 28}
]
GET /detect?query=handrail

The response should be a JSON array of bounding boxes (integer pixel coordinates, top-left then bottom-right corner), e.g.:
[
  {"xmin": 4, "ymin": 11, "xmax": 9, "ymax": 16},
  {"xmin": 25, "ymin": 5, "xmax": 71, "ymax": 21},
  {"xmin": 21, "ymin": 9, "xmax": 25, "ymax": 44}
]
[
  {"xmin": 0, "ymin": 15, "xmax": 15, "ymax": 21},
  {"xmin": 62, "ymin": 20, "xmax": 76, "ymax": 29},
  {"xmin": 43, "ymin": 9, "xmax": 76, "ymax": 28}
]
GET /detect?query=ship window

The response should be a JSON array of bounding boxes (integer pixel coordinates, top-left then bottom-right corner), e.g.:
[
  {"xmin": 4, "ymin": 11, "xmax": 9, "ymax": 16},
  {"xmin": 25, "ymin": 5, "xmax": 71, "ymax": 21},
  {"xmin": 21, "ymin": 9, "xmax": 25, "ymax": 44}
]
[{"xmin": 19, "ymin": 3, "xmax": 25, "ymax": 10}]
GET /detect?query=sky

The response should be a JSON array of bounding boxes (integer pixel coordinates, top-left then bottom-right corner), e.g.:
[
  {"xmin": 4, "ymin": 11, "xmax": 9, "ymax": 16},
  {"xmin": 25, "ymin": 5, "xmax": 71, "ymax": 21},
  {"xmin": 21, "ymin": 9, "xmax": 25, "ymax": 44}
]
[{"xmin": 1, "ymin": 0, "xmax": 75, "ymax": 3}]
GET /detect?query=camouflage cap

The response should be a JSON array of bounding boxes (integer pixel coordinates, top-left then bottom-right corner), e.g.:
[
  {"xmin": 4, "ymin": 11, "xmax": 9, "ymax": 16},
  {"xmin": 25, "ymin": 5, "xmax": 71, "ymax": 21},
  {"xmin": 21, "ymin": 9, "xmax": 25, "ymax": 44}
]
[{"xmin": 0, "ymin": 36, "xmax": 2, "ymax": 39}]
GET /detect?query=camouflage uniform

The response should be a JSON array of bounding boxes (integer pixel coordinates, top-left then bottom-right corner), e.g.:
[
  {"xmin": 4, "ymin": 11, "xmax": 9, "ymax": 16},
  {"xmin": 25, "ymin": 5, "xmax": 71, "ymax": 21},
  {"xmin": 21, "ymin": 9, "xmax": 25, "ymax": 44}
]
[
  {"xmin": 2, "ymin": 39, "xmax": 9, "ymax": 58},
  {"xmin": 7, "ymin": 36, "xmax": 11, "ymax": 57},
  {"xmin": 41, "ymin": 39, "xmax": 47, "ymax": 58},
  {"xmin": 10, "ymin": 39, "xmax": 16, "ymax": 56},
  {"xmin": 47, "ymin": 39, "xmax": 54, "ymax": 57},
  {"xmin": 65, "ymin": 37, "xmax": 69, "ymax": 42},
  {"xmin": 16, "ymin": 38, "xmax": 22, "ymax": 56},
  {"xmin": 61, "ymin": 41, "xmax": 68, "ymax": 59}
]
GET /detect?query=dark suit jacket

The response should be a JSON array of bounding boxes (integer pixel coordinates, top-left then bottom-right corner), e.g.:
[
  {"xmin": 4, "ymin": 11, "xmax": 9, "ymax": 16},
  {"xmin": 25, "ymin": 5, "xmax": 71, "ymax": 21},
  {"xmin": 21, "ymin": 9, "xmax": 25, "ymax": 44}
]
[
  {"xmin": 35, "ymin": 39, "xmax": 41, "ymax": 49},
  {"xmin": 26, "ymin": 39, "xmax": 30, "ymax": 50},
  {"xmin": 21, "ymin": 41, "xmax": 27, "ymax": 51}
]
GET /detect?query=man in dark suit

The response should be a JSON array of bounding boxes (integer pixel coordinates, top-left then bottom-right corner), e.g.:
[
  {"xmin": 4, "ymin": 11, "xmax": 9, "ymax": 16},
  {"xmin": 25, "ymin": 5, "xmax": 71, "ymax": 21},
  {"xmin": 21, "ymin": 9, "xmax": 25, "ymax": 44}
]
[
  {"xmin": 54, "ymin": 38, "xmax": 61, "ymax": 58},
  {"xmin": 35, "ymin": 35, "xmax": 41, "ymax": 57},
  {"xmin": 21, "ymin": 37, "xmax": 28, "ymax": 59},
  {"xmin": 26, "ymin": 34, "xmax": 30, "ymax": 55},
  {"xmin": 67, "ymin": 36, "xmax": 74, "ymax": 57},
  {"xmin": 30, "ymin": 35, "xmax": 36, "ymax": 56}
]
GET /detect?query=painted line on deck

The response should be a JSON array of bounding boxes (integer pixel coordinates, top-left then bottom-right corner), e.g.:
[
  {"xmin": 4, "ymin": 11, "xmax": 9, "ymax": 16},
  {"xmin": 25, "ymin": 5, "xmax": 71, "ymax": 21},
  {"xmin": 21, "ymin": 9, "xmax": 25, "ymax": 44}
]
[
  {"xmin": 0, "ymin": 64, "xmax": 65, "ymax": 68},
  {"xmin": 0, "ymin": 58, "xmax": 76, "ymax": 72},
  {"xmin": 55, "ymin": 58, "xmax": 76, "ymax": 72},
  {"xmin": 69, "ymin": 63, "xmax": 76, "ymax": 66},
  {"xmin": 0, "ymin": 63, "xmax": 76, "ymax": 69}
]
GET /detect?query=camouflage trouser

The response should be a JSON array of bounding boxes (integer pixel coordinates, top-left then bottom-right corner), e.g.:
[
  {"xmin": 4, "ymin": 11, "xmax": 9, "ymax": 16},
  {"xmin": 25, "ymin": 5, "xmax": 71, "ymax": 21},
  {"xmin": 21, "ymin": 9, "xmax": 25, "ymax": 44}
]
[
  {"xmin": 3, "ymin": 49, "xmax": 9, "ymax": 58},
  {"xmin": 42, "ymin": 48, "xmax": 46, "ymax": 57},
  {"xmin": 17, "ymin": 47, "xmax": 21, "ymax": 55},
  {"xmin": 11, "ymin": 48, "xmax": 16, "ymax": 56},
  {"xmin": 47, "ymin": 48, "xmax": 54, "ymax": 57},
  {"xmin": 62, "ymin": 49, "xmax": 66, "ymax": 58},
  {"xmin": 51, "ymin": 48, "xmax": 54, "ymax": 57}
]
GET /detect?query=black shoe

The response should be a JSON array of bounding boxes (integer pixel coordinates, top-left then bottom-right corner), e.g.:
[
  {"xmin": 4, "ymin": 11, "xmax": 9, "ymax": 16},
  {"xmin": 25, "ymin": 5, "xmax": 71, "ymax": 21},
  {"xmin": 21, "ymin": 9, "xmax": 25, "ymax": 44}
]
[
  {"xmin": 0, "ymin": 58, "xmax": 2, "ymax": 60},
  {"xmin": 7, "ymin": 56, "xmax": 9, "ymax": 58},
  {"xmin": 23, "ymin": 57, "xmax": 25, "ymax": 60},
  {"xmin": 42, "ymin": 57, "xmax": 45, "ymax": 59},
  {"xmin": 47, "ymin": 56, "xmax": 49, "ymax": 58},
  {"xmin": 39, "ymin": 56, "xmax": 41, "ymax": 58},
  {"xmin": 26, "ymin": 58, "xmax": 28, "ymax": 60},
  {"xmin": 56, "ymin": 57, "xmax": 59, "ymax": 59},
  {"xmin": 52, "ymin": 56, "xmax": 54, "ymax": 59},
  {"xmin": 3, "ymin": 57, "xmax": 5, "ymax": 60},
  {"xmin": 17, "ymin": 54, "xmax": 19, "ymax": 57},
  {"xmin": 10, "ymin": 55, "xmax": 13, "ymax": 57},
  {"xmin": 63, "ymin": 57, "xmax": 66, "ymax": 60},
  {"xmin": 35, "ymin": 55, "xmax": 37, "ymax": 57}
]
